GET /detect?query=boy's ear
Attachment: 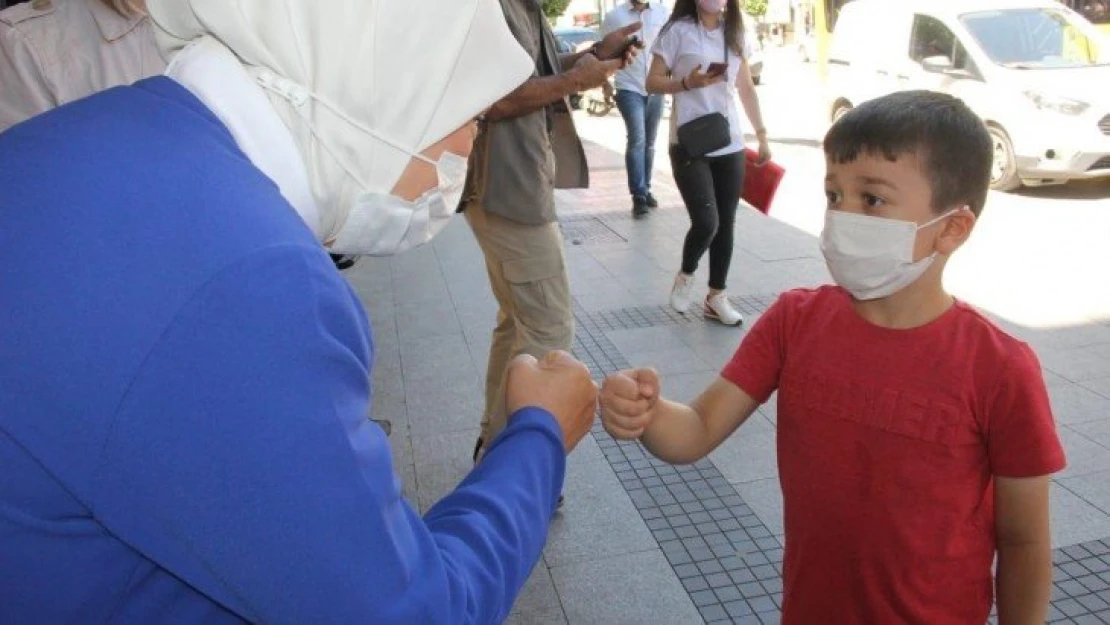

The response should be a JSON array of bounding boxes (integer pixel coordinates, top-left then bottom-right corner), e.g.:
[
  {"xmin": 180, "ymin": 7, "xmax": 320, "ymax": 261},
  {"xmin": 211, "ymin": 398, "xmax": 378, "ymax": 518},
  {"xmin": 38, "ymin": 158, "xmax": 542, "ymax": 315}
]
[{"xmin": 936, "ymin": 206, "xmax": 976, "ymax": 255}]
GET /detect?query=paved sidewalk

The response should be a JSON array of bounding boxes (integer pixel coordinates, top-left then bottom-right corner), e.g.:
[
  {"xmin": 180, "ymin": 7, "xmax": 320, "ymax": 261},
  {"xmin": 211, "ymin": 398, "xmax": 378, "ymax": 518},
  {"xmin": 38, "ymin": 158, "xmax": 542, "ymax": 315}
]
[{"xmin": 343, "ymin": 138, "xmax": 1110, "ymax": 624}]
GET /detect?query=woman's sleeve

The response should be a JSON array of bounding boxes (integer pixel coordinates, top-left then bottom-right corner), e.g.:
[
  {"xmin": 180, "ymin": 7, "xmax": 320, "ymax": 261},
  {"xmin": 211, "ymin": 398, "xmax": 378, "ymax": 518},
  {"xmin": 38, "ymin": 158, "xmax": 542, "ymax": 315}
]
[
  {"xmin": 92, "ymin": 246, "xmax": 566, "ymax": 624},
  {"xmin": 652, "ymin": 22, "xmax": 679, "ymax": 69}
]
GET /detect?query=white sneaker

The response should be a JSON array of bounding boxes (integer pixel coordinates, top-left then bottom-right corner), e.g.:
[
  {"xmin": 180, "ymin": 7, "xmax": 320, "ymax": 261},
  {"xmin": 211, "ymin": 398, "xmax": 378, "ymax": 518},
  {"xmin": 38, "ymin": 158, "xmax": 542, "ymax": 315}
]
[
  {"xmin": 705, "ymin": 293, "xmax": 744, "ymax": 326},
  {"xmin": 670, "ymin": 273, "xmax": 696, "ymax": 313}
]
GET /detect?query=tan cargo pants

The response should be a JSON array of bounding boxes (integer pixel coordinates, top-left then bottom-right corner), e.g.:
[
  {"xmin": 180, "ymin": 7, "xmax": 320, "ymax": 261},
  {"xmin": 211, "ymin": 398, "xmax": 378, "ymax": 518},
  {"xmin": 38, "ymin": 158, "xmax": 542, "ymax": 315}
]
[{"xmin": 465, "ymin": 201, "xmax": 574, "ymax": 447}]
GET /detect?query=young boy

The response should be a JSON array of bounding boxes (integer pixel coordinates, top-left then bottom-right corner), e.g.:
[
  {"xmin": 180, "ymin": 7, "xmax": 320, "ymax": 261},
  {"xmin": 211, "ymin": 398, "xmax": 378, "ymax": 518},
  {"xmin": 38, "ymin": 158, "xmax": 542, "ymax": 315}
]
[{"xmin": 600, "ymin": 90, "xmax": 1066, "ymax": 624}]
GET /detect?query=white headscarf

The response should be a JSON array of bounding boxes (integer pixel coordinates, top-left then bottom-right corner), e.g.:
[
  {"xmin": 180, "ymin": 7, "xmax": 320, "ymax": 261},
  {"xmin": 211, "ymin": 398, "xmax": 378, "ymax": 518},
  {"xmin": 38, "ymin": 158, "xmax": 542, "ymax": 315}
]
[{"xmin": 146, "ymin": 0, "xmax": 533, "ymax": 254}]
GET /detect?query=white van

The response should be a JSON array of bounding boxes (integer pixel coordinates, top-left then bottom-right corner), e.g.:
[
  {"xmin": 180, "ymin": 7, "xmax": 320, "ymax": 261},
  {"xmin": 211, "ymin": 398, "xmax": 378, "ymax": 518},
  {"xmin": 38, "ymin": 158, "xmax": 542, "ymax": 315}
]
[{"xmin": 825, "ymin": 0, "xmax": 1110, "ymax": 191}]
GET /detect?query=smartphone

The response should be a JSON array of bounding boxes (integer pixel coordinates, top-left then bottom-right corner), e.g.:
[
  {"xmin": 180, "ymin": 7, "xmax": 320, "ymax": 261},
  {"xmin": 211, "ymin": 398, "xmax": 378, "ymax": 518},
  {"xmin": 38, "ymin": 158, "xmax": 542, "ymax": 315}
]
[
  {"xmin": 706, "ymin": 62, "xmax": 728, "ymax": 76},
  {"xmin": 618, "ymin": 36, "xmax": 643, "ymax": 56}
]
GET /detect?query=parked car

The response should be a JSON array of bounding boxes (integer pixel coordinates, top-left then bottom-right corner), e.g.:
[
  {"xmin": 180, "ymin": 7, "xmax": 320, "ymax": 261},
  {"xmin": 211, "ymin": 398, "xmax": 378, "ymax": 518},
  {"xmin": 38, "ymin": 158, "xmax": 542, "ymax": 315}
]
[
  {"xmin": 553, "ymin": 26, "xmax": 600, "ymax": 54},
  {"xmin": 825, "ymin": 0, "xmax": 1110, "ymax": 191}
]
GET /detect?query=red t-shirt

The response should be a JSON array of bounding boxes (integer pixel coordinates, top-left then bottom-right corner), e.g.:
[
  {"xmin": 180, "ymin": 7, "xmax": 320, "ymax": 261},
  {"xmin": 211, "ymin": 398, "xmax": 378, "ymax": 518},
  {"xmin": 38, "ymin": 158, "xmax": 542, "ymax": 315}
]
[{"xmin": 722, "ymin": 286, "xmax": 1066, "ymax": 625}]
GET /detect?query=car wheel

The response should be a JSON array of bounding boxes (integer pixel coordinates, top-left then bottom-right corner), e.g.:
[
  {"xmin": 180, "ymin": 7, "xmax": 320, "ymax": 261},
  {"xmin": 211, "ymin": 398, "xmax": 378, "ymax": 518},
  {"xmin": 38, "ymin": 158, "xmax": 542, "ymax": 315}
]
[
  {"xmin": 752, "ymin": 74, "xmax": 761, "ymax": 85},
  {"xmin": 831, "ymin": 101, "xmax": 853, "ymax": 124},
  {"xmin": 988, "ymin": 126, "xmax": 1022, "ymax": 192}
]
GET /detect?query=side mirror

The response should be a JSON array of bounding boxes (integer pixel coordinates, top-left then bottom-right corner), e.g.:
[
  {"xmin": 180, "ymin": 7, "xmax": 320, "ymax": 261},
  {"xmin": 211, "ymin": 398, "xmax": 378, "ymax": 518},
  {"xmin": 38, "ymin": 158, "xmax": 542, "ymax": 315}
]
[{"xmin": 922, "ymin": 55, "xmax": 955, "ymax": 73}]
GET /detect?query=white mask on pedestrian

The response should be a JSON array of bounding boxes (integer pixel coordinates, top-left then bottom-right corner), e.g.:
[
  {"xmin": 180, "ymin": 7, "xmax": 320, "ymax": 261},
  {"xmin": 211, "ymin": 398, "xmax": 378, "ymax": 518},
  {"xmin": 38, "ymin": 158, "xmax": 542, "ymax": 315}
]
[
  {"xmin": 819, "ymin": 208, "xmax": 962, "ymax": 300},
  {"xmin": 148, "ymin": 0, "xmax": 533, "ymax": 257}
]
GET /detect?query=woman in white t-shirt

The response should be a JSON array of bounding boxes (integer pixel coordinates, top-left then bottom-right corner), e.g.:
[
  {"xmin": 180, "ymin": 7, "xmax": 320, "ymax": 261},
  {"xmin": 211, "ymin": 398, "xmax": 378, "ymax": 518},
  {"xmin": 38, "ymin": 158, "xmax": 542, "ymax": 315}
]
[{"xmin": 648, "ymin": 0, "xmax": 770, "ymax": 326}]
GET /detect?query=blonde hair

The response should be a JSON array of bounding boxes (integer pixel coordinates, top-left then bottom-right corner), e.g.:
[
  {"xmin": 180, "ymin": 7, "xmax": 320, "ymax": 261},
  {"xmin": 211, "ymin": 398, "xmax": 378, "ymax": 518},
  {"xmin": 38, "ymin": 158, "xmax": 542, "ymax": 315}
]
[{"xmin": 98, "ymin": 0, "xmax": 144, "ymax": 17}]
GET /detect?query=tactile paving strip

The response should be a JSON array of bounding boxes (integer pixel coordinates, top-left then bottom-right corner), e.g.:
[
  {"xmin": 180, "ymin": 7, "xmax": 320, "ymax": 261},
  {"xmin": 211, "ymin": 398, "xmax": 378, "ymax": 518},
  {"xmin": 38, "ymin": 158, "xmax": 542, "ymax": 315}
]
[
  {"xmin": 573, "ymin": 302, "xmax": 1110, "ymax": 624},
  {"xmin": 573, "ymin": 302, "xmax": 784, "ymax": 624},
  {"xmin": 1046, "ymin": 541, "xmax": 1110, "ymax": 623}
]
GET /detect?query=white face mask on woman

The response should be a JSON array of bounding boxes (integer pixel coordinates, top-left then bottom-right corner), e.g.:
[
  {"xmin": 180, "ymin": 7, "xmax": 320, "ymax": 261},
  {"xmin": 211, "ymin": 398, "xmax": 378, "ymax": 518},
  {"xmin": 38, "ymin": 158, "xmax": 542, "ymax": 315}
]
[
  {"xmin": 819, "ymin": 208, "xmax": 962, "ymax": 300},
  {"xmin": 149, "ymin": 0, "xmax": 533, "ymax": 257},
  {"xmin": 331, "ymin": 151, "xmax": 469, "ymax": 256},
  {"xmin": 255, "ymin": 70, "xmax": 469, "ymax": 255}
]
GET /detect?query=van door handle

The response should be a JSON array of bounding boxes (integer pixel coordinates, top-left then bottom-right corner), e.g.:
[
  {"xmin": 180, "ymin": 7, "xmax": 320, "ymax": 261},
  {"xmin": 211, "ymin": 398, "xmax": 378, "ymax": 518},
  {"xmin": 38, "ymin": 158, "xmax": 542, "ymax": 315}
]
[
  {"xmin": 897, "ymin": 74, "xmax": 910, "ymax": 80},
  {"xmin": 876, "ymin": 69, "xmax": 889, "ymax": 76}
]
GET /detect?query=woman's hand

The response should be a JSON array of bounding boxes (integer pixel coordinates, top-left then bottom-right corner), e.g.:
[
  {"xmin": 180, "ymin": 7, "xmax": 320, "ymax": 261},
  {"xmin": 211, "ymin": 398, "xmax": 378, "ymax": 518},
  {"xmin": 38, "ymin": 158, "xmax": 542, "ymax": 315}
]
[
  {"xmin": 684, "ymin": 64, "xmax": 726, "ymax": 90},
  {"xmin": 756, "ymin": 135, "xmax": 772, "ymax": 165}
]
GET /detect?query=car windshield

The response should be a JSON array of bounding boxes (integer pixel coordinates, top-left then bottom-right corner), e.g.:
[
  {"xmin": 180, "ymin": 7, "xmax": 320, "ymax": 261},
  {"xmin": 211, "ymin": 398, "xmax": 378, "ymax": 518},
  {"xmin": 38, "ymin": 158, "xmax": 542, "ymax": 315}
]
[{"xmin": 960, "ymin": 8, "xmax": 1109, "ymax": 68}]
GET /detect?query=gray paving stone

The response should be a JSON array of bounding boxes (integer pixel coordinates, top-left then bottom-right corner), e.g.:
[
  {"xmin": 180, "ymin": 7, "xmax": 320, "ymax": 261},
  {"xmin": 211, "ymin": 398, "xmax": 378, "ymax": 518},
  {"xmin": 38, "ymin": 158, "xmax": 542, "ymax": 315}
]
[
  {"xmin": 607, "ymin": 325, "xmax": 689, "ymax": 354},
  {"xmin": 1054, "ymin": 483, "xmax": 1110, "ymax": 548},
  {"xmin": 1049, "ymin": 379, "xmax": 1110, "ymax": 426},
  {"xmin": 1041, "ymin": 347, "xmax": 1110, "ymax": 383},
  {"xmin": 1074, "ymin": 420, "xmax": 1110, "ymax": 451},
  {"xmin": 572, "ymin": 283, "xmax": 640, "ymax": 311},
  {"xmin": 404, "ymin": 375, "xmax": 484, "ymax": 436},
  {"xmin": 735, "ymin": 478, "xmax": 786, "ymax": 537},
  {"xmin": 1077, "ymin": 594, "xmax": 1110, "ymax": 612},
  {"xmin": 543, "ymin": 437, "xmax": 655, "ymax": 567},
  {"xmin": 1058, "ymin": 427, "xmax": 1110, "ymax": 479},
  {"xmin": 509, "ymin": 559, "xmax": 564, "ymax": 621},
  {"xmin": 394, "ymin": 299, "xmax": 462, "ymax": 344},
  {"xmin": 504, "ymin": 607, "xmax": 567, "ymax": 625},
  {"xmin": 709, "ymin": 426, "xmax": 779, "ymax": 485},
  {"xmin": 1017, "ymin": 323, "xmax": 1110, "ymax": 354},
  {"xmin": 399, "ymin": 334, "xmax": 477, "ymax": 387},
  {"xmin": 390, "ymin": 271, "xmax": 450, "ymax": 306},
  {"xmin": 699, "ymin": 603, "xmax": 728, "ymax": 621},
  {"xmin": 1085, "ymin": 377, "xmax": 1110, "ymax": 400},
  {"xmin": 551, "ymin": 549, "xmax": 701, "ymax": 625},
  {"xmin": 410, "ymin": 428, "xmax": 478, "ymax": 514},
  {"xmin": 1061, "ymin": 471, "xmax": 1110, "ymax": 517},
  {"xmin": 620, "ymin": 344, "xmax": 718, "ymax": 377}
]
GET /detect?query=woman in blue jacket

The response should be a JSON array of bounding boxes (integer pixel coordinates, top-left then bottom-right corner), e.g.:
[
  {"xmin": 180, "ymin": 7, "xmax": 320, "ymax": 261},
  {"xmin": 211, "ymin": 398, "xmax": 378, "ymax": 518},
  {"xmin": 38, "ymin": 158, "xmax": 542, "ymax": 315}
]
[{"xmin": 0, "ymin": 1, "xmax": 598, "ymax": 622}]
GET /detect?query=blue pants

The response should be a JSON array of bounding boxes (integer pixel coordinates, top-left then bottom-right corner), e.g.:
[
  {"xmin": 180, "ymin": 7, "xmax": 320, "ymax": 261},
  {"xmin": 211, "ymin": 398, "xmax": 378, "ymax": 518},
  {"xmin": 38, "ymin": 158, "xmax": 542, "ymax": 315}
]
[{"xmin": 614, "ymin": 89, "xmax": 664, "ymax": 199}]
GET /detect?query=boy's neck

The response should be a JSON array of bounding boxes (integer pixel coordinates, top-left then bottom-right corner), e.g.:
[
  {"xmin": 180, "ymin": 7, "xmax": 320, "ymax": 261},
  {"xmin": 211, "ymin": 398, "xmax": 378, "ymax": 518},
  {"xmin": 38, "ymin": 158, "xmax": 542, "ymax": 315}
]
[{"xmin": 850, "ymin": 273, "xmax": 955, "ymax": 330}]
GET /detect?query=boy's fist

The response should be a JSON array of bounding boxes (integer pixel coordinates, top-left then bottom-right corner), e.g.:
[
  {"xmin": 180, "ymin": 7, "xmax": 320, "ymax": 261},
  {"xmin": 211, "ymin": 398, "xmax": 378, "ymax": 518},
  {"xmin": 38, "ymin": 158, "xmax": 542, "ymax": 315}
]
[{"xmin": 600, "ymin": 368, "xmax": 660, "ymax": 440}]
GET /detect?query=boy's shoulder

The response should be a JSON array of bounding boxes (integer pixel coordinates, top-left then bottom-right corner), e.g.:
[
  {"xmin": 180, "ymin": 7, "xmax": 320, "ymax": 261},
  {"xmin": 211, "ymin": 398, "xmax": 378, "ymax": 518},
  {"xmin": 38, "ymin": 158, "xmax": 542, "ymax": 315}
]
[{"xmin": 948, "ymin": 299, "xmax": 1042, "ymax": 370}]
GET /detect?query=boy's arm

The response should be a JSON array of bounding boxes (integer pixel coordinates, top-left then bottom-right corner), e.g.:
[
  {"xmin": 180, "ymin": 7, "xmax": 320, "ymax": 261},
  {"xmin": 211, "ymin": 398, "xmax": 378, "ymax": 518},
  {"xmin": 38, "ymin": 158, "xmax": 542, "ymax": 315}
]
[
  {"xmin": 995, "ymin": 475, "xmax": 1053, "ymax": 625},
  {"xmin": 638, "ymin": 378, "xmax": 761, "ymax": 464},
  {"xmin": 602, "ymin": 293, "xmax": 792, "ymax": 463},
  {"xmin": 986, "ymin": 344, "xmax": 1067, "ymax": 624}
]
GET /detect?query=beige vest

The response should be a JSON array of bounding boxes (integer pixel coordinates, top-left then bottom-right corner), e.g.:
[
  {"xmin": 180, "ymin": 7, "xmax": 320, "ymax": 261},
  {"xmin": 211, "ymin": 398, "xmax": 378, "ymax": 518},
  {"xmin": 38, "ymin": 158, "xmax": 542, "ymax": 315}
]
[
  {"xmin": 0, "ymin": 0, "xmax": 164, "ymax": 131},
  {"xmin": 461, "ymin": 0, "xmax": 589, "ymax": 225}
]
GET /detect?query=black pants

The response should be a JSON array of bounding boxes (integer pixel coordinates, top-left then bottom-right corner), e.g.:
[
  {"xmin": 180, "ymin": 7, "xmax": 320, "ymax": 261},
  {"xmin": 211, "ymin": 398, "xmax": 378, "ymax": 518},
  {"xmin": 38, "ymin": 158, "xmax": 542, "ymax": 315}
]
[{"xmin": 669, "ymin": 146, "xmax": 745, "ymax": 291}]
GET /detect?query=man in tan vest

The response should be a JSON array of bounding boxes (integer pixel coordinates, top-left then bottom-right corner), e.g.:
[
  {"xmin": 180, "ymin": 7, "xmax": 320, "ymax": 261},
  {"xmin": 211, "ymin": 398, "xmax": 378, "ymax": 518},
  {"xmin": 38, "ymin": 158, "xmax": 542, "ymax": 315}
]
[{"xmin": 463, "ymin": 0, "xmax": 641, "ymax": 488}]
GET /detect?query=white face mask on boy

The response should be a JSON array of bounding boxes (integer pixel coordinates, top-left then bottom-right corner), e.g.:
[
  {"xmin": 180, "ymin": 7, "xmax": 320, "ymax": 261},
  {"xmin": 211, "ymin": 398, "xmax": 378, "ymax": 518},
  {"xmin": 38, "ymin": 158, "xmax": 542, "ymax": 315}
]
[{"xmin": 819, "ymin": 208, "xmax": 962, "ymax": 300}]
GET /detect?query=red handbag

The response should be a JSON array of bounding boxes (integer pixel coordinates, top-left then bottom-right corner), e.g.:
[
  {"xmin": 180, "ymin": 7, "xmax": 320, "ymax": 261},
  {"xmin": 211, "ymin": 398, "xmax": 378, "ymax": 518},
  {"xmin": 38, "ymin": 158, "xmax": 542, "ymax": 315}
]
[{"xmin": 742, "ymin": 148, "xmax": 785, "ymax": 215}]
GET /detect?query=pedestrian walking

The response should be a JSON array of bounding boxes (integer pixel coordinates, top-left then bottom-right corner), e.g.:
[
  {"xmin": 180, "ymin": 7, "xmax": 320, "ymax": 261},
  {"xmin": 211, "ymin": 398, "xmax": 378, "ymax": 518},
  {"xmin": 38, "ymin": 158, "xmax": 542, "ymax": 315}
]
[{"xmin": 648, "ymin": 0, "xmax": 771, "ymax": 326}]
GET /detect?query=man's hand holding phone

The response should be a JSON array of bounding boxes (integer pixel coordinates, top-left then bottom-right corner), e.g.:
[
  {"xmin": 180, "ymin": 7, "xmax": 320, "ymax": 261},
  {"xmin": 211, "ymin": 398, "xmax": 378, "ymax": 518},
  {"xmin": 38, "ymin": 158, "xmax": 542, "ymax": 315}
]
[{"xmin": 596, "ymin": 22, "xmax": 644, "ymax": 66}]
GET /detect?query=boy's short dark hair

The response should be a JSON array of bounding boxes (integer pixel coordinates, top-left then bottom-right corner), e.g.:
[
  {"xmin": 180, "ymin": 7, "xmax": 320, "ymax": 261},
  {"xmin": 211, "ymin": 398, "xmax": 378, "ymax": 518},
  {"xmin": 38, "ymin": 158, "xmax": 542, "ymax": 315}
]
[{"xmin": 823, "ymin": 91, "xmax": 993, "ymax": 217}]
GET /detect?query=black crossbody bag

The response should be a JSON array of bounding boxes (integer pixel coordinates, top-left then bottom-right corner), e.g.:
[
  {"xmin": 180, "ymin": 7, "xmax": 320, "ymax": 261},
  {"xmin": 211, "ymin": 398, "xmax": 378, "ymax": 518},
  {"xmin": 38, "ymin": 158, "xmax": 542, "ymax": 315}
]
[{"xmin": 675, "ymin": 32, "xmax": 731, "ymax": 158}]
